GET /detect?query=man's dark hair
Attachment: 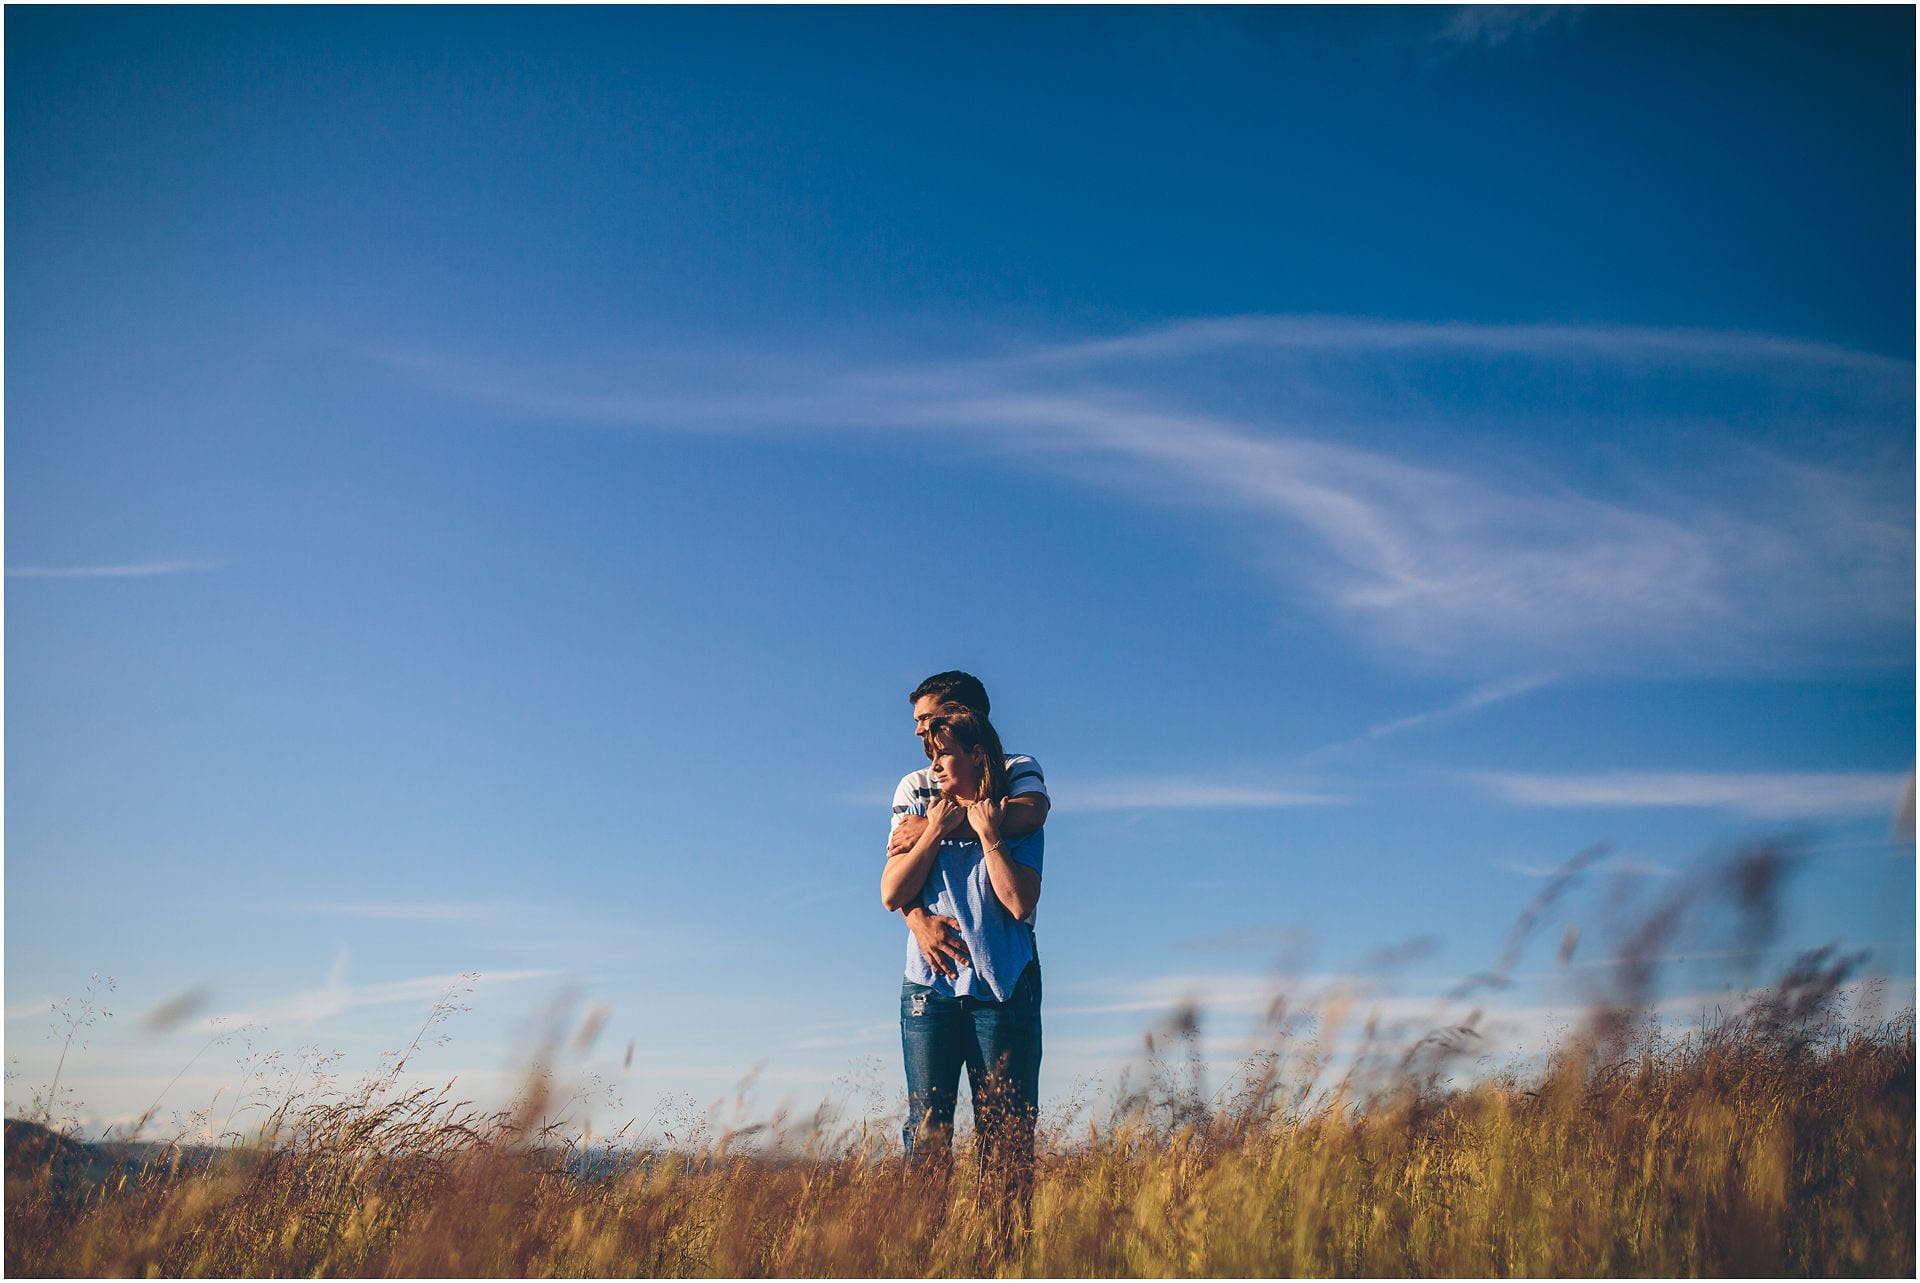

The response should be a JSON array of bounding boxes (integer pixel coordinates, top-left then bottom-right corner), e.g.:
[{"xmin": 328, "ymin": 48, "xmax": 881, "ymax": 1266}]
[{"xmin": 910, "ymin": 670, "xmax": 989, "ymax": 716}]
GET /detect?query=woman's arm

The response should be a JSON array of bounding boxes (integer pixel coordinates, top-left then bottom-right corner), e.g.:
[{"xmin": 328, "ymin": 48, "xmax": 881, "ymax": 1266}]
[
  {"xmin": 966, "ymin": 799, "xmax": 1041, "ymax": 921},
  {"xmin": 881, "ymin": 796, "xmax": 964, "ymax": 911},
  {"xmin": 890, "ymin": 793, "xmax": 1047, "ymax": 855}
]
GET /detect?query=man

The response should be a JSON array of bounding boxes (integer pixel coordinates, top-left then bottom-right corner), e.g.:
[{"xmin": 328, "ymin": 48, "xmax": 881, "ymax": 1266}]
[{"xmin": 888, "ymin": 671, "xmax": 1050, "ymax": 976}]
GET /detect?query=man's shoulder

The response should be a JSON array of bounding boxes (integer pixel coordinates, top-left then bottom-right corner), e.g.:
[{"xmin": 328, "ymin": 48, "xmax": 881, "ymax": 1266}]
[
  {"xmin": 1003, "ymin": 753, "xmax": 1046, "ymax": 793},
  {"xmin": 891, "ymin": 766, "xmax": 936, "ymax": 826},
  {"xmin": 893, "ymin": 766, "xmax": 939, "ymax": 799}
]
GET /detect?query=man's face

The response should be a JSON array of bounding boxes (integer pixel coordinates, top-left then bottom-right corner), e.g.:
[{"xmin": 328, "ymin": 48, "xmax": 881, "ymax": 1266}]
[{"xmin": 911, "ymin": 694, "xmax": 945, "ymax": 740}]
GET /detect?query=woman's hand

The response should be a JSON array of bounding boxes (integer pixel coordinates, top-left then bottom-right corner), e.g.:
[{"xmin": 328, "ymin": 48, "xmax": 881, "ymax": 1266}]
[
  {"xmin": 926, "ymin": 795, "xmax": 967, "ymax": 839},
  {"xmin": 966, "ymin": 797, "xmax": 1004, "ymax": 846}
]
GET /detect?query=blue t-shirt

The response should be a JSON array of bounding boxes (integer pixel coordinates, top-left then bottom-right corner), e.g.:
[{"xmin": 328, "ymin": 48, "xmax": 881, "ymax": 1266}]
[{"xmin": 902, "ymin": 828, "xmax": 1043, "ymax": 1002}]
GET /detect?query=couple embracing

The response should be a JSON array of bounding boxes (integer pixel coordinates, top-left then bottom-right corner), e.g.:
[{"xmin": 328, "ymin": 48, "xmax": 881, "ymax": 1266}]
[{"xmin": 880, "ymin": 670, "xmax": 1049, "ymax": 1217}]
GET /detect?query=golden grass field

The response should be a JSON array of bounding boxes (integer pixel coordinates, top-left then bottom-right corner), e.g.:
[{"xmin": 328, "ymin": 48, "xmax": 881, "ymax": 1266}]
[{"xmin": 7, "ymin": 846, "xmax": 1915, "ymax": 1278}]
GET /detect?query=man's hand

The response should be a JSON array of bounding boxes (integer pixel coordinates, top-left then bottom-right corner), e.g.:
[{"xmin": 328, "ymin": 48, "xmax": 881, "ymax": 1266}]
[
  {"xmin": 893, "ymin": 790, "xmax": 1041, "ymax": 857},
  {"xmin": 906, "ymin": 910, "xmax": 971, "ymax": 978},
  {"xmin": 888, "ymin": 813, "xmax": 929, "ymax": 858},
  {"xmin": 925, "ymin": 795, "xmax": 967, "ymax": 840}
]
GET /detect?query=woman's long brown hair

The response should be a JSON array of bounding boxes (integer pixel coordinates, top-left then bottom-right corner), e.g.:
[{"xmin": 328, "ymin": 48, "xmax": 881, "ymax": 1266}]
[{"xmin": 919, "ymin": 703, "xmax": 1010, "ymax": 801}]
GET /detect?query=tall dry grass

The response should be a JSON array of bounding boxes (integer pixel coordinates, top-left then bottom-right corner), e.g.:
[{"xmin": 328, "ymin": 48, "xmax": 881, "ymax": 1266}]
[{"xmin": 7, "ymin": 844, "xmax": 1915, "ymax": 1277}]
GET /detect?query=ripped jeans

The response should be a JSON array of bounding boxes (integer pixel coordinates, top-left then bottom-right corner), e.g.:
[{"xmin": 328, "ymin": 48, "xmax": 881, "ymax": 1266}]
[{"xmin": 899, "ymin": 959, "xmax": 1041, "ymax": 1208}]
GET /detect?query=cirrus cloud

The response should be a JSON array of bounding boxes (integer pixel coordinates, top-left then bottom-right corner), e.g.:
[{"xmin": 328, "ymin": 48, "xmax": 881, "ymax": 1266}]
[
  {"xmin": 386, "ymin": 314, "xmax": 1913, "ymax": 678},
  {"xmin": 1475, "ymin": 770, "xmax": 1912, "ymax": 819}
]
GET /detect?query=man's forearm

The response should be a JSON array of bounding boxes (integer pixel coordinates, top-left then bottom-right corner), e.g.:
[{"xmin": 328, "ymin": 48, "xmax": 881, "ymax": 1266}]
[
  {"xmin": 889, "ymin": 814, "xmax": 930, "ymax": 857},
  {"xmin": 999, "ymin": 794, "xmax": 1050, "ymax": 838},
  {"xmin": 895, "ymin": 799, "xmax": 1047, "ymax": 852}
]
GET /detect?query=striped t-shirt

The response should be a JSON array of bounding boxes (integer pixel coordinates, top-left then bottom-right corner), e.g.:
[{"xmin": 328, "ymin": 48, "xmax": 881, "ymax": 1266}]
[{"xmin": 888, "ymin": 754, "xmax": 1049, "ymax": 830}]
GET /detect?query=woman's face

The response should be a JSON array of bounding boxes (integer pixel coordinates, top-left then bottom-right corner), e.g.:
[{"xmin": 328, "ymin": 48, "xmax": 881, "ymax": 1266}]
[{"xmin": 928, "ymin": 732, "xmax": 987, "ymax": 799}]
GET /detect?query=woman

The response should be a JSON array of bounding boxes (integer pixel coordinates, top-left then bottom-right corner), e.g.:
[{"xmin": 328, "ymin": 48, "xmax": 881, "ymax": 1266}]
[{"xmin": 880, "ymin": 704, "xmax": 1042, "ymax": 1205}]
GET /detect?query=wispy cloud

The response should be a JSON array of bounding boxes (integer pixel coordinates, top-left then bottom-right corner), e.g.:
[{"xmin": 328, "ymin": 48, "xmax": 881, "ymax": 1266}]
[
  {"xmin": 1501, "ymin": 854, "xmax": 1678, "ymax": 879},
  {"xmin": 388, "ymin": 314, "xmax": 1912, "ymax": 676},
  {"xmin": 785, "ymin": 1017, "xmax": 897, "ymax": 1053},
  {"xmin": 1056, "ymin": 779, "xmax": 1348, "ymax": 813},
  {"xmin": 1429, "ymin": 6, "xmax": 1585, "ymax": 58},
  {"xmin": 1171, "ymin": 924, "xmax": 1316, "ymax": 956},
  {"xmin": 204, "ymin": 965, "xmax": 560, "ymax": 1029},
  {"xmin": 5, "ymin": 995, "xmax": 61, "ymax": 1022},
  {"xmin": 1476, "ymin": 770, "xmax": 1912, "ymax": 819},
  {"xmin": 7, "ymin": 559, "xmax": 222, "ymax": 579},
  {"xmin": 1049, "ymin": 966, "xmax": 1917, "ymax": 1087},
  {"xmin": 1308, "ymin": 675, "xmax": 1553, "ymax": 757},
  {"xmin": 1050, "ymin": 971, "xmax": 1339, "ymax": 1019},
  {"xmin": 306, "ymin": 899, "xmax": 499, "ymax": 923},
  {"xmin": 998, "ymin": 313, "xmax": 1905, "ymax": 375},
  {"xmin": 1045, "ymin": 969, "xmax": 1579, "ymax": 1063}
]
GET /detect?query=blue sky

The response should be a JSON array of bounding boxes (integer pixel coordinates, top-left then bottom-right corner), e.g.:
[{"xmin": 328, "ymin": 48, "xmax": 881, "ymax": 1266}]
[{"xmin": 6, "ymin": 6, "xmax": 1913, "ymax": 1140}]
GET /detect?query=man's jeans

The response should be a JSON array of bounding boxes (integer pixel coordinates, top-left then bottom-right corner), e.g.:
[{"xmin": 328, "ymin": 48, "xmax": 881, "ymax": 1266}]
[{"xmin": 899, "ymin": 959, "xmax": 1041, "ymax": 1205}]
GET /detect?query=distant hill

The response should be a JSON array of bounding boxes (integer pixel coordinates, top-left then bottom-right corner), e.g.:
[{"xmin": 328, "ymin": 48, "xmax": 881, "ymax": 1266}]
[{"xmin": 5, "ymin": 1118, "xmax": 207, "ymax": 1203}]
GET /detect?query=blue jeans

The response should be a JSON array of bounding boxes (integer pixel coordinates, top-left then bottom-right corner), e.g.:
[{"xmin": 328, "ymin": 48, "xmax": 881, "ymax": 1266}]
[{"xmin": 900, "ymin": 960, "xmax": 1042, "ymax": 1187}]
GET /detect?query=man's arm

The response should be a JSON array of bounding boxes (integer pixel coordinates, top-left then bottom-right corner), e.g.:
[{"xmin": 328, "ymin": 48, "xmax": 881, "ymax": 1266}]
[
  {"xmin": 888, "ymin": 812, "xmax": 930, "ymax": 857},
  {"xmin": 998, "ymin": 754, "xmax": 1050, "ymax": 838},
  {"xmin": 887, "ymin": 793, "xmax": 1048, "ymax": 854},
  {"xmin": 999, "ymin": 793, "xmax": 1049, "ymax": 838},
  {"xmin": 901, "ymin": 903, "xmax": 970, "ymax": 977}
]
